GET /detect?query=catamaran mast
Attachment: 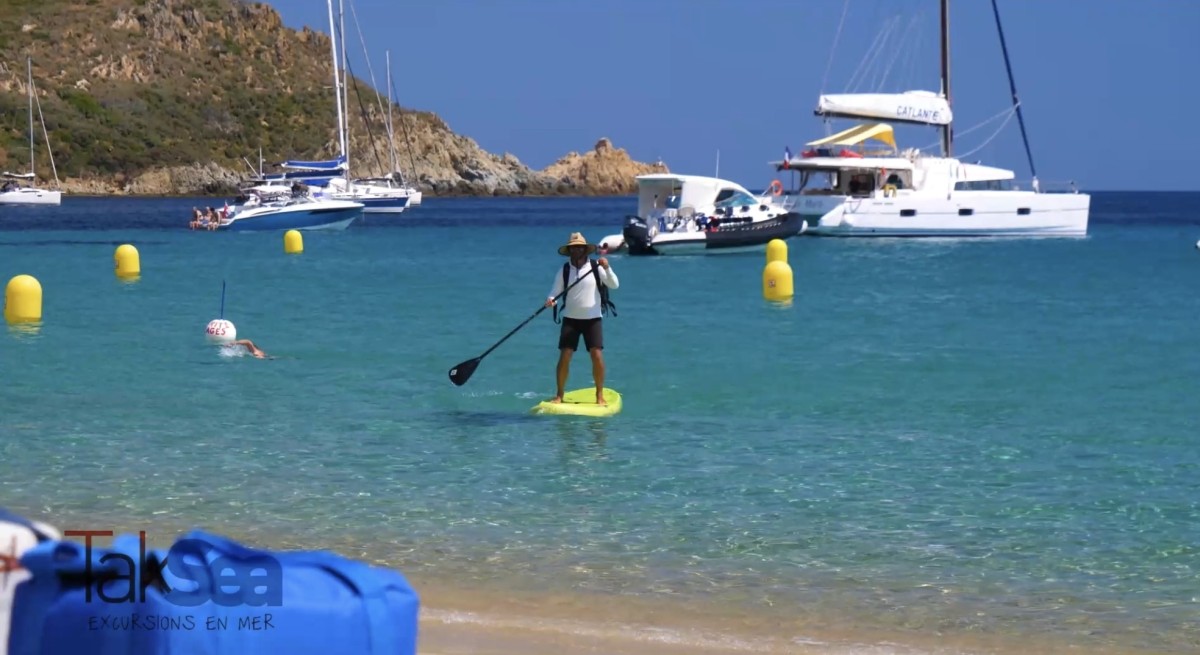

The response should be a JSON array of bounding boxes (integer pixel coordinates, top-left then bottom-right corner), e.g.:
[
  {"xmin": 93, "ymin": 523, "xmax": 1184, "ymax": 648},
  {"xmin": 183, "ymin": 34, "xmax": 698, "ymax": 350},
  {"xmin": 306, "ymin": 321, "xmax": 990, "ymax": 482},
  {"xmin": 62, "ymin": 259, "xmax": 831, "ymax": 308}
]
[
  {"xmin": 326, "ymin": 0, "xmax": 347, "ymax": 167},
  {"xmin": 990, "ymin": 0, "xmax": 1038, "ymax": 187},
  {"xmin": 939, "ymin": 0, "xmax": 952, "ymax": 158}
]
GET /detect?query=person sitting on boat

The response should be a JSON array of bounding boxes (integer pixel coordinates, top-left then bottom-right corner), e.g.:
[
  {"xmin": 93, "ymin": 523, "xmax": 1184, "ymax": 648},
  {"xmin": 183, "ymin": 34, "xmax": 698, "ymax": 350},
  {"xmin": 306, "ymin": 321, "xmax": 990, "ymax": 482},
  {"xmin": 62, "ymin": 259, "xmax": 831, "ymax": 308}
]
[
  {"xmin": 884, "ymin": 173, "xmax": 904, "ymax": 190},
  {"xmin": 189, "ymin": 207, "xmax": 203, "ymax": 230}
]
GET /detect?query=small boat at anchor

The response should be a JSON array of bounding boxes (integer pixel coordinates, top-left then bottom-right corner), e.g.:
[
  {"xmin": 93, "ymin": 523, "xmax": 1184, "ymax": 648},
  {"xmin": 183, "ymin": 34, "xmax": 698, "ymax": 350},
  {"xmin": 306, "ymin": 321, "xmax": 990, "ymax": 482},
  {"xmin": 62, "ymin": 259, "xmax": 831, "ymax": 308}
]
[
  {"xmin": 615, "ymin": 174, "xmax": 805, "ymax": 256},
  {"xmin": 217, "ymin": 193, "xmax": 363, "ymax": 232}
]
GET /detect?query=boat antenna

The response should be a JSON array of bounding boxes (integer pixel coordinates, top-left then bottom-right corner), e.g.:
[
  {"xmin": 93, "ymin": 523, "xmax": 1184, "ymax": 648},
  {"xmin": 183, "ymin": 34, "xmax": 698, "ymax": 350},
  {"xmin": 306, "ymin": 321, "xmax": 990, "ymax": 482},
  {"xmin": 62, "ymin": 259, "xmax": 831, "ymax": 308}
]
[
  {"xmin": 715, "ymin": 149, "xmax": 720, "ymax": 178},
  {"xmin": 989, "ymin": 0, "xmax": 1038, "ymax": 189},
  {"xmin": 939, "ymin": 0, "xmax": 952, "ymax": 158}
]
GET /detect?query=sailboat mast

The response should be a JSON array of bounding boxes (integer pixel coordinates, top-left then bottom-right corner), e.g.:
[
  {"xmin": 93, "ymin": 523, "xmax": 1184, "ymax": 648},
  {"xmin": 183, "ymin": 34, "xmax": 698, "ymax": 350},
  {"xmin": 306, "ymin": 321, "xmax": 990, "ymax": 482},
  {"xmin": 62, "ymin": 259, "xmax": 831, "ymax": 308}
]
[
  {"xmin": 326, "ymin": 0, "xmax": 347, "ymax": 167},
  {"xmin": 27, "ymin": 56, "xmax": 34, "ymax": 179},
  {"xmin": 939, "ymin": 0, "xmax": 952, "ymax": 157},
  {"xmin": 338, "ymin": 0, "xmax": 350, "ymax": 176},
  {"xmin": 386, "ymin": 51, "xmax": 399, "ymax": 176}
]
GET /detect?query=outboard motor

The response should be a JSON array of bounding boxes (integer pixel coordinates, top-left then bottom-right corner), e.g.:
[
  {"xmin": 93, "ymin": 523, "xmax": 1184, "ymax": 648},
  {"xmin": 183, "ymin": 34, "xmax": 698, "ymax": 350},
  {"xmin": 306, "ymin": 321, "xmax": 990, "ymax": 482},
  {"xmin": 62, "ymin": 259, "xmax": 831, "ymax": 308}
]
[{"xmin": 621, "ymin": 215, "xmax": 656, "ymax": 255}]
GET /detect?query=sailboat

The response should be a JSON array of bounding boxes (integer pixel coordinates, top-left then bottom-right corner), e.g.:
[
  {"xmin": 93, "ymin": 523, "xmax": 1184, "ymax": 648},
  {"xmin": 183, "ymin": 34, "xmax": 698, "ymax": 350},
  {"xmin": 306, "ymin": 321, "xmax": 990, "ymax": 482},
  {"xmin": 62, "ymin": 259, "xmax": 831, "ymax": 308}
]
[
  {"xmin": 218, "ymin": 0, "xmax": 362, "ymax": 231},
  {"xmin": 1, "ymin": 57, "xmax": 62, "ymax": 206},
  {"xmin": 321, "ymin": 2, "xmax": 421, "ymax": 213},
  {"xmin": 772, "ymin": 0, "xmax": 1089, "ymax": 237}
]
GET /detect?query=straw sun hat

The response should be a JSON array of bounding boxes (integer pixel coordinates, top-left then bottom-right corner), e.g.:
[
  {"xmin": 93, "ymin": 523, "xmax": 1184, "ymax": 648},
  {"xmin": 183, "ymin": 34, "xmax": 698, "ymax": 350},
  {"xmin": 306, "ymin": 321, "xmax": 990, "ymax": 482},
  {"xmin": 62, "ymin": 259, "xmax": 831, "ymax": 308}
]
[{"xmin": 557, "ymin": 232, "xmax": 597, "ymax": 256}]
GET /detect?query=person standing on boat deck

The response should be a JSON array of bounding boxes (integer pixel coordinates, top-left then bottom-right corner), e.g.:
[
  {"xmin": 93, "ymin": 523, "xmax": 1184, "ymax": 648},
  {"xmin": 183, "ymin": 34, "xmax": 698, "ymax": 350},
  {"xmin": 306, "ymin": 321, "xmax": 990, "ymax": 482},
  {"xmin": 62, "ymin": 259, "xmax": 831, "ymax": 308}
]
[{"xmin": 544, "ymin": 232, "xmax": 619, "ymax": 406}]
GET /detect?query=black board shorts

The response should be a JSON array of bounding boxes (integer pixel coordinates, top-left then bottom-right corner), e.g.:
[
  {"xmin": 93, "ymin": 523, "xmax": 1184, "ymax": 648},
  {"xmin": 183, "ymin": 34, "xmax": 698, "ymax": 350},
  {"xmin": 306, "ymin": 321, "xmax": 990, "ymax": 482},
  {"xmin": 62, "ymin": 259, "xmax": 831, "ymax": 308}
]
[{"xmin": 559, "ymin": 317, "xmax": 603, "ymax": 351}]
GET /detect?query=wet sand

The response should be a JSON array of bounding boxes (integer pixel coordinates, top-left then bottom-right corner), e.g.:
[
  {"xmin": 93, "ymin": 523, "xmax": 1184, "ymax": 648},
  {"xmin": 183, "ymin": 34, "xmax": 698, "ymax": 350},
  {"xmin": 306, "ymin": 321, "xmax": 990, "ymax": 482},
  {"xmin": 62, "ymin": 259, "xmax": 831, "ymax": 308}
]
[{"xmin": 410, "ymin": 578, "xmax": 1183, "ymax": 655}]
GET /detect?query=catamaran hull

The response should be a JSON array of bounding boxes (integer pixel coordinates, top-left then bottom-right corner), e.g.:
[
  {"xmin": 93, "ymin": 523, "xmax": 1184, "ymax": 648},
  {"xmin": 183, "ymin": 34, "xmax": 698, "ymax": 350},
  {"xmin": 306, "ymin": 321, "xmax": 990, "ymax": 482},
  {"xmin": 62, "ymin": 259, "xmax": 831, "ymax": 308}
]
[
  {"xmin": 800, "ymin": 192, "xmax": 1090, "ymax": 238},
  {"xmin": 221, "ymin": 206, "xmax": 362, "ymax": 232},
  {"xmin": 0, "ymin": 189, "xmax": 61, "ymax": 206},
  {"xmin": 622, "ymin": 212, "xmax": 806, "ymax": 256}
]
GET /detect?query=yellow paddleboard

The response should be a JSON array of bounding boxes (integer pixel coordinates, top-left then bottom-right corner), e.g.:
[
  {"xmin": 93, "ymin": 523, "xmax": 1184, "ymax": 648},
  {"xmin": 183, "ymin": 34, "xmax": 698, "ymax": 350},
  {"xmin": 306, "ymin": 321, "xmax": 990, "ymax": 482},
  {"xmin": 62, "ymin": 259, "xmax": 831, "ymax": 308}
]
[{"xmin": 531, "ymin": 387, "xmax": 622, "ymax": 417}]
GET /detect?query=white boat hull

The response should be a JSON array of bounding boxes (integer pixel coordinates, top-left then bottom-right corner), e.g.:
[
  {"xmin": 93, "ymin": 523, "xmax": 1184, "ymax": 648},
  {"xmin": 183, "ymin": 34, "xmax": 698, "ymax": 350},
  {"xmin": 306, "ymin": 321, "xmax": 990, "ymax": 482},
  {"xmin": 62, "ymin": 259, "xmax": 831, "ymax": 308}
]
[
  {"xmin": 797, "ymin": 191, "xmax": 1089, "ymax": 238},
  {"xmin": 219, "ymin": 198, "xmax": 363, "ymax": 232},
  {"xmin": 623, "ymin": 212, "xmax": 807, "ymax": 256},
  {"xmin": 599, "ymin": 234, "xmax": 625, "ymax": 252},
  {"xmin": 0, "ymin": 188, "xmax": 61, "ymax": 206}
]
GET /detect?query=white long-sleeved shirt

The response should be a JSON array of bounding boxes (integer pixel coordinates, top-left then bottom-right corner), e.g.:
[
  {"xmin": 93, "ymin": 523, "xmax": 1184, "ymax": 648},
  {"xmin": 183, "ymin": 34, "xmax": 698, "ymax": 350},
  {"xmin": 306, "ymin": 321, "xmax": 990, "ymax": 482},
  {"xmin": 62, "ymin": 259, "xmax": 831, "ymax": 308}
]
[{"xmin": 548, "ymin": 260, "xmax": 619, "ymax": 320}]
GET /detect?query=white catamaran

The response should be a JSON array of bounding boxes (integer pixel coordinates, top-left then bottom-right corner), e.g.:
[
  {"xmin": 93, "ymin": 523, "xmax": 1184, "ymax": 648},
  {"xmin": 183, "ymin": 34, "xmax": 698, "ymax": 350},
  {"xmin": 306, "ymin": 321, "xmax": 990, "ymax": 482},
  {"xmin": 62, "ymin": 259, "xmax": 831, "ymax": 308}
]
[
  {"xmin": 1, "ymin": 57, "xmax": 62, "ymax": 206},
  {"xmin": 773, "ymin": 0, "xmax": 1089, "ymax": 238}
]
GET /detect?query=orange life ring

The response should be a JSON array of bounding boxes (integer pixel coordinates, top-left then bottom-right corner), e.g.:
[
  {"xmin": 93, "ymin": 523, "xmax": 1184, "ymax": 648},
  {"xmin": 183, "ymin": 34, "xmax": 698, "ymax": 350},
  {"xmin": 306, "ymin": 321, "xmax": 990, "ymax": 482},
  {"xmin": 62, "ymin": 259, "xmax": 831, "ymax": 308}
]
[{"xmin": 767, "ymin": 180, "xmax": 783, "ymax": 196}]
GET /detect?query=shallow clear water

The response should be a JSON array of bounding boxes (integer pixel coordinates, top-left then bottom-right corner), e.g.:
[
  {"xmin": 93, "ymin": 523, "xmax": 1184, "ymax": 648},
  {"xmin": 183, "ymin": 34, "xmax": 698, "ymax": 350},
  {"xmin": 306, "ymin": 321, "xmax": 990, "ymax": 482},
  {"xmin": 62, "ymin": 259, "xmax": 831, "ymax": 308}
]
[{"xmin": 2, "ymin": 193, "xmax": 1199, "ymax": 652}]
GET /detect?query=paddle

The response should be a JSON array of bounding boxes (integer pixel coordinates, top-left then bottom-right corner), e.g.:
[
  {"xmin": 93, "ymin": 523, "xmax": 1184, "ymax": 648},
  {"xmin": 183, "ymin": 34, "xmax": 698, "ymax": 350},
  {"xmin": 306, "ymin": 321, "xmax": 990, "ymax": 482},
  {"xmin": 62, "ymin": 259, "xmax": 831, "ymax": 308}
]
[{"xmin": 448, "ymin": 268, "xmax": 595, "ymax": 386}]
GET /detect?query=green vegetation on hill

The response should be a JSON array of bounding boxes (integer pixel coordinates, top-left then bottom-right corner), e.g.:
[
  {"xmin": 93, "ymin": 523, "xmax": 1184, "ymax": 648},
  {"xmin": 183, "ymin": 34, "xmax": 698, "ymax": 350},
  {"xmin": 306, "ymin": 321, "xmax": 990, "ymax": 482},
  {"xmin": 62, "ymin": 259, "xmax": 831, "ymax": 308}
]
[{"xmin": 0, "ymin": 0, "xmax": 410, "ymax": 182}]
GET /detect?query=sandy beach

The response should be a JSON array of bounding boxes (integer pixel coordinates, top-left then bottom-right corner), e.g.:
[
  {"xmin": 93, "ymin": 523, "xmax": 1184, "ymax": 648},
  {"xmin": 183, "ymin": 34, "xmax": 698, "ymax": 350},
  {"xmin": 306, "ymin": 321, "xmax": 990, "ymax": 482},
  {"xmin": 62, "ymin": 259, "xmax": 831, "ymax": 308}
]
[{"xmin": 409, "ymin": 579, "xmax": 1176, "ymax": 655}]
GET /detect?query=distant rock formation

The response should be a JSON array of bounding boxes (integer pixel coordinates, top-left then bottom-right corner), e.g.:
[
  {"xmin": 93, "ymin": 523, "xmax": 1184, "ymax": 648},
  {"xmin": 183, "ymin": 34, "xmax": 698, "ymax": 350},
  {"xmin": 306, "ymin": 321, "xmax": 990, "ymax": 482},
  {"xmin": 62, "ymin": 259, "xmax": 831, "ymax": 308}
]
[{"xmin": 542, "ymin": 138, "xmax": 669, "ymax": 195}]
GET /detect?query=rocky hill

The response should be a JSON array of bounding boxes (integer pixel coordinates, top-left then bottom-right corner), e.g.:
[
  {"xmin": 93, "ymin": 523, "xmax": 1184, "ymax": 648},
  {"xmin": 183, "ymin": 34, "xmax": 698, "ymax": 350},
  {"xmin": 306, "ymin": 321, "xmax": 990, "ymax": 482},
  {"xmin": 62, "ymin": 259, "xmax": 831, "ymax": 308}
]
[{"xmin": 0, "ymin": 0, "xmax": 667, "ymax": 196}]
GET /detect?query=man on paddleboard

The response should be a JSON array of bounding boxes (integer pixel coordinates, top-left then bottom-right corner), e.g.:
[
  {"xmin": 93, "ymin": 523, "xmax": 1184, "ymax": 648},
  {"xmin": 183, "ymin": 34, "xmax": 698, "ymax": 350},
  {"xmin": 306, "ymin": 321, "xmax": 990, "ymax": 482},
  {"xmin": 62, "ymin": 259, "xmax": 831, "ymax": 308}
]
[{"xmin": 545, "ymin": 232, "xmax": 619, "ymax": 405}]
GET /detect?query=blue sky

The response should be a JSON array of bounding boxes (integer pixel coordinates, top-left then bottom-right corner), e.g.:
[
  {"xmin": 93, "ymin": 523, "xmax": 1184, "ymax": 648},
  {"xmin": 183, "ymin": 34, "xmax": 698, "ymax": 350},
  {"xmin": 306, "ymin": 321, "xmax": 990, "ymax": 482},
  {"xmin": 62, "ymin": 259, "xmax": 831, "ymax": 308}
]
[{"xmin": 269, "ymin": 0, "xmax": 1199, "ymax": 191}]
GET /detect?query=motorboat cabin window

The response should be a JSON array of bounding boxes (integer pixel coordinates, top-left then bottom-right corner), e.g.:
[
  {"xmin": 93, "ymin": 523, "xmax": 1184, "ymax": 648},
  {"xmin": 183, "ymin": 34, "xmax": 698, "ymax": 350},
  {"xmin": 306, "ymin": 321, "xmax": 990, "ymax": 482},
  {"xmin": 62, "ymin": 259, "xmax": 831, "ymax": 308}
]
[{"xmin": 714, "ymin": 189, "xmax": 757, "ymax": 209}]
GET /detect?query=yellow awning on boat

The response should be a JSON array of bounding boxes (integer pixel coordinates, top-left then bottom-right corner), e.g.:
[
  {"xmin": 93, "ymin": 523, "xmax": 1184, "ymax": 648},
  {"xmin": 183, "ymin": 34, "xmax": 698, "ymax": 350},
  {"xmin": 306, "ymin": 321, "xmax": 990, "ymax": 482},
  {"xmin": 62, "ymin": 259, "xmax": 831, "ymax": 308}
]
[{"xmin": 806, "ymin": 123, "xmax": 896, "ymax": 149}]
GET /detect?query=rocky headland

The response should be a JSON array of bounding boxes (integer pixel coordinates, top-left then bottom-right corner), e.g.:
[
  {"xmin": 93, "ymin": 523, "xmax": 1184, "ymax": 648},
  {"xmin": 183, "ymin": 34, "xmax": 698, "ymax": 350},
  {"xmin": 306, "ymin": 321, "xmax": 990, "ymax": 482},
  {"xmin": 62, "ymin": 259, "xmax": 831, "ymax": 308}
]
[{"xmin": 0, "ymin": 0, "xmax": 667, "ymax": 197}]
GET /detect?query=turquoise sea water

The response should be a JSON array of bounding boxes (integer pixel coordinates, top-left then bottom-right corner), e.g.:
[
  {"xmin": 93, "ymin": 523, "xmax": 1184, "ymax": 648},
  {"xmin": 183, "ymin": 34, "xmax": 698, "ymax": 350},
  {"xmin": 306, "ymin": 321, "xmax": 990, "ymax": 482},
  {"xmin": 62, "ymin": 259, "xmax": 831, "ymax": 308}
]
[{"xmin": 2, "ymin": 194, "xmax": 1198, "ymax": 653}]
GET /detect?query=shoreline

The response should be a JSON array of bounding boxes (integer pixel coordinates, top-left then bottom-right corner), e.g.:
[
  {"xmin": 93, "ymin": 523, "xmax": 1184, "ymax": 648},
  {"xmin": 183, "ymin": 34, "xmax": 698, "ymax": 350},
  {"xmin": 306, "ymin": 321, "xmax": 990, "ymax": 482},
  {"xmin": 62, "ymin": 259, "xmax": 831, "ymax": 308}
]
[
  {"xmin": 11, "ymin": 189, "xmax": 1183, "ymax": 200},
  {"xmin": 1, "ymin": 506, "xmax": 1180, "ymax": 655},
  {"xmin": 27, "ymin": 189, "xmax": 638, "ymax": 200},
  {"xmin": 410, "ymin": 578, "xmax": 1175, "ymax": 655}
]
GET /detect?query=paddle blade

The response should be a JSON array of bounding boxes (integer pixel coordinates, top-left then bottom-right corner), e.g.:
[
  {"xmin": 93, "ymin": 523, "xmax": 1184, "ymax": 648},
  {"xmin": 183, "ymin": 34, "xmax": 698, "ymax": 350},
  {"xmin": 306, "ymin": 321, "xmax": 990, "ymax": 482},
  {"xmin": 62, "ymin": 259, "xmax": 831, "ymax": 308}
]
[{"xmin": 448, "ymin": 357, "xmax": 481, "ymax": 386}]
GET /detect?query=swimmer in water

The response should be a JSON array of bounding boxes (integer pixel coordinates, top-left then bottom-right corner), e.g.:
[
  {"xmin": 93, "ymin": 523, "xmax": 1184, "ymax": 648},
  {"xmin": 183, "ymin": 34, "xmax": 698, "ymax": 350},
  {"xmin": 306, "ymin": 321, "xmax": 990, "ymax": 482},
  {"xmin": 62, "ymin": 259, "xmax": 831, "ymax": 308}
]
[{"xmin": 229, "ymin": 339, "xmax": 269, "ymax": 359}]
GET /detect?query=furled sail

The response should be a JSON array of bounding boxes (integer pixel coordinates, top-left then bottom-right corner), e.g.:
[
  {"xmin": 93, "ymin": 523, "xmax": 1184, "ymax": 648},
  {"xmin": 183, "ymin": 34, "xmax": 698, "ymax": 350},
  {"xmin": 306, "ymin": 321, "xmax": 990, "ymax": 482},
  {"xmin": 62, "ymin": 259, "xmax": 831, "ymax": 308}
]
[{"xmin": 815, "ymin": 91, "xmax": 952, "ymax": 126}]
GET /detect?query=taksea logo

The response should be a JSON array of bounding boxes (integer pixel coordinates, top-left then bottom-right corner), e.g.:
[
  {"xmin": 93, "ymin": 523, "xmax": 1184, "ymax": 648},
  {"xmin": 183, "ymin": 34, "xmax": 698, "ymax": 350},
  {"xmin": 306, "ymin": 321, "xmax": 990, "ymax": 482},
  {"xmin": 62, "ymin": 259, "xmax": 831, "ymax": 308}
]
[{"xmin": 63, "ymin": 530, "xmax": 281, "ymax": 632}]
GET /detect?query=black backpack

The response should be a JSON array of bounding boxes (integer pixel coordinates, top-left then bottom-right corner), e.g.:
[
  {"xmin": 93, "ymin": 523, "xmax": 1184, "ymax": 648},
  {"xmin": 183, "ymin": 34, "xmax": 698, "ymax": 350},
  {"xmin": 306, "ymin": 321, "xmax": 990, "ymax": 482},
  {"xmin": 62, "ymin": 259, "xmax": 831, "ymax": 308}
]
[{"xmin": 553, "ymin": 259, "xmax": 617, "ymax": 324}]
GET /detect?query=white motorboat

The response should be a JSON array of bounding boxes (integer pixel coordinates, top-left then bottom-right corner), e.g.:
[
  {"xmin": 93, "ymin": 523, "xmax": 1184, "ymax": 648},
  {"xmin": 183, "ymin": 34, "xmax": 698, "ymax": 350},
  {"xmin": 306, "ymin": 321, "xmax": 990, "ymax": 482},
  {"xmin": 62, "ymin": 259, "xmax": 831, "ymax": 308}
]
[
  {"xmin": 773, "ymin": 0, "xmax": 1089, "ymax": 238},
  {"xmin": 618, "ymin": 174, "xmax": 805, "ymax": 256},
  {"xmin": 217, "ymin": 194, "xmax": 363, "ymax": 232}
]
